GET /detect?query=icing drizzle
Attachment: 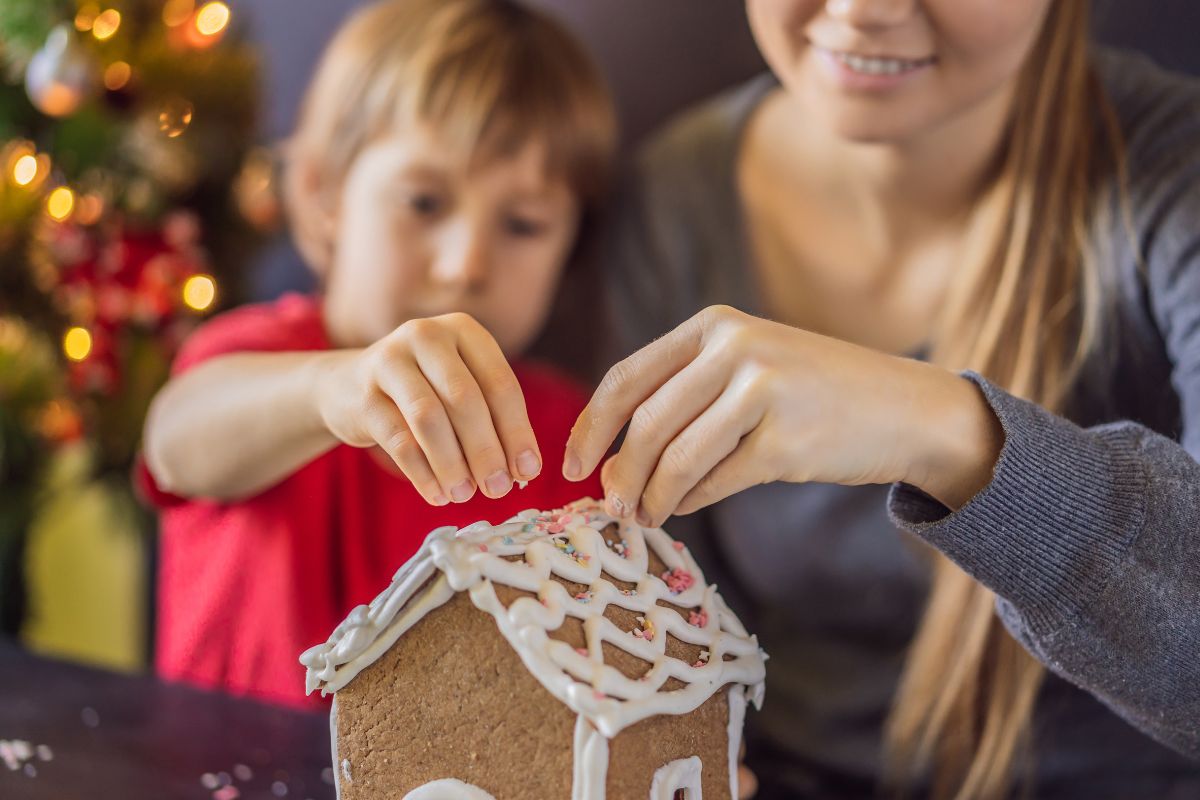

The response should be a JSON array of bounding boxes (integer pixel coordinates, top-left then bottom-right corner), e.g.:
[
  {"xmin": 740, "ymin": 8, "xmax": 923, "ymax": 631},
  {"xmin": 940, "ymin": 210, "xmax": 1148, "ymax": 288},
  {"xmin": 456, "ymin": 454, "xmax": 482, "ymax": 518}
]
[{"xmin": 300, "ymin": 498, "xmax": 766, "ymax": 738}]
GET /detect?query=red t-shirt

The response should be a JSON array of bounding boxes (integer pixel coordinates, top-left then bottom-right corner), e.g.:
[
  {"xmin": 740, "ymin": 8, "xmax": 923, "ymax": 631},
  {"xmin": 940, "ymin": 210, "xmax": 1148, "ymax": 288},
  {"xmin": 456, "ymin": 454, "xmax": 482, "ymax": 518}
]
[{"xmin": 137, "ymin": 294, "xmax": 601, "ymax": 708}]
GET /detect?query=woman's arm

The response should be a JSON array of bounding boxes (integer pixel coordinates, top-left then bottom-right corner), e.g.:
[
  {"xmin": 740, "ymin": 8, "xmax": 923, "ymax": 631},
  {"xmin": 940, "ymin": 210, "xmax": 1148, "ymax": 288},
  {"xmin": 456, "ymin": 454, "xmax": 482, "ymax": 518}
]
[
  {"xmin": 565, "ymin": 301, "xmax": 1200, "ymax": 758},
  {"xmin": 888, "ymin": 373, "xmax": 1200, "ymax": 760}
]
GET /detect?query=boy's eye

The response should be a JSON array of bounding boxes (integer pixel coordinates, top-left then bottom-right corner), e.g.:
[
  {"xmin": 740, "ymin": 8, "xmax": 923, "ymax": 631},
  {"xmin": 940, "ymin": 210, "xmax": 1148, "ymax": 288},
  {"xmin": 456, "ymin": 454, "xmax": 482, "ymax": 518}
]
[
  {"xmin": 407, "ymin": 193, "xmax": 443, "ymax": 216},
  {"xmin": 504, "ymin": 216, "xmax": 545, "ymax": 237}
]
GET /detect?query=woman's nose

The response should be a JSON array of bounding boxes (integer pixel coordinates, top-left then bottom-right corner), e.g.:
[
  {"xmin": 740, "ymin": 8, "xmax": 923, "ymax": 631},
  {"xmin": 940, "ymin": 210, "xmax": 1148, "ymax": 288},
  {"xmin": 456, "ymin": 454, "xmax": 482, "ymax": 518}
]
[
  {"xmin": 824, "ymin": 0, "xmax": 917, "ymax": 28},
  {"xmin": 430, "ymin": 225, "xmax": 489, "ymax": 292}
]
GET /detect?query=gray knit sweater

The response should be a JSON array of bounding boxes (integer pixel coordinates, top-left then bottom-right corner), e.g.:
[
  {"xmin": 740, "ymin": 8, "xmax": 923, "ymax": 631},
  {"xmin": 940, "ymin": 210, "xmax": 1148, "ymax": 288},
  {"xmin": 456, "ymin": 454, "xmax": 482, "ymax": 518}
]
[{"xmin": 603, "ymin": 48, "xmax": 1200, "ymax": 798}]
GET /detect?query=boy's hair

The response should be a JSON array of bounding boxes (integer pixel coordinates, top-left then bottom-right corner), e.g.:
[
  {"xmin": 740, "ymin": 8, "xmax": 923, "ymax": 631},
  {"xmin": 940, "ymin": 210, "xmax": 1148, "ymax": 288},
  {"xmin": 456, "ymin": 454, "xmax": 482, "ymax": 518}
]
[{"xmin": 284, "ymin": 0, "xmax": 617, "ymax": 273}]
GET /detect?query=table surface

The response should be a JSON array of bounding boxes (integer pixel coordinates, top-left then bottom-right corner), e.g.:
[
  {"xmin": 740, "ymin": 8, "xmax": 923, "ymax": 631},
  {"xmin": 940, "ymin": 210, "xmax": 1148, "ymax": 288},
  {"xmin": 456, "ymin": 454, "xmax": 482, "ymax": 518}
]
[{"xmin": 0, "ymin": 639, "xmax": 336, "ymax": 800}]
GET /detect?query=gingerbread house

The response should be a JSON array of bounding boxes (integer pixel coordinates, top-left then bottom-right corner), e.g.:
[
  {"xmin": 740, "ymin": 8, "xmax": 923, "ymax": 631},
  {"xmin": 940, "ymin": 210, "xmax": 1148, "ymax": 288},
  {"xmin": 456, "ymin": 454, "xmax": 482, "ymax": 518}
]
[{"xmin": 300, "ymin": 498, "xmax": 766, "ymax": 799}]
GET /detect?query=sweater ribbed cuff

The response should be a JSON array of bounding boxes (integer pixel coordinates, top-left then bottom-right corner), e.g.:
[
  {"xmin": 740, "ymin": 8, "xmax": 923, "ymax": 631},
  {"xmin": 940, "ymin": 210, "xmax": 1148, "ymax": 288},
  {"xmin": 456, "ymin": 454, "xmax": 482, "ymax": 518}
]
[{"xmin": 887, "ymin": 371, "xmax": 1149, "ymax": 636}]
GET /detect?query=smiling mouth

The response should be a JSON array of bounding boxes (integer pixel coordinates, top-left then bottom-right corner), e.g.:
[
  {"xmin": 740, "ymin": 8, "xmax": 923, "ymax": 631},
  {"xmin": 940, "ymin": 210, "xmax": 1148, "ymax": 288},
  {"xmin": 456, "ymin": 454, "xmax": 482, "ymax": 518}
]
[{"xmin": 820, "ymin": 47, "xmax": 936, "ymax": 76}]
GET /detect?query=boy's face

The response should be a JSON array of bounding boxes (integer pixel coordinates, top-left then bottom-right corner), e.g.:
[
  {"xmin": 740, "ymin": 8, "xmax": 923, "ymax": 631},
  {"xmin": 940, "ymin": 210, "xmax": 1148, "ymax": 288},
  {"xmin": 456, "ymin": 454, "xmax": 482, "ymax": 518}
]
[{"xmin": 322, "ymin": 127, "xmax": 581, "ymax": 352}]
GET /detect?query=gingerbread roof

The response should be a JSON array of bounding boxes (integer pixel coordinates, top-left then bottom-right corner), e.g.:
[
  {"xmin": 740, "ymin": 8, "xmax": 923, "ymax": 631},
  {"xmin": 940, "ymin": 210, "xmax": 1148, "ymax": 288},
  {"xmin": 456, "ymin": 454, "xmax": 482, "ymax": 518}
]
[{"xmin": 300, "ymin": 498, "xmax": 766, "ymax": 738}]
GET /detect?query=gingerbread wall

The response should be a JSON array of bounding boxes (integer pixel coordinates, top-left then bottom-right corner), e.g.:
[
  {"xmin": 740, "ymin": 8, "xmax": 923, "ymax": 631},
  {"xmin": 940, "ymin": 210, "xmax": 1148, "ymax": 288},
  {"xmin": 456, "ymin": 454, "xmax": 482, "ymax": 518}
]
[
  {"xmin": 334, "ymin": 579, "xmax": 737, "ymax": 798},
  {"xmin": 334, "ymin": 590, "xmax": 577, "ymax": 798}
]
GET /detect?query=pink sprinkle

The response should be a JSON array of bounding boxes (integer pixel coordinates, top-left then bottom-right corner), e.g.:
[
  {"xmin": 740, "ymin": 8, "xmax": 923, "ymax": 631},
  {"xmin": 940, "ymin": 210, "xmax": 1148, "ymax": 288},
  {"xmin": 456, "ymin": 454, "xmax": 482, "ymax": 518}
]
[
  {"xmin": 478, "ymin": 544, "xmax": 488, "ymax": 552},
  {"xmin": 688, "ymin": 610, "xmax": 708, "ymax": 628},
  {"xmin": 546, "ymin": 514, "xmax": 572, "ymax": 534},
  {"xmin": 662, "ymin": 568, "xmax": 695, "ymax": 594},
  {"xmin": 576, "ymin": 648, "xmax": 588, "ymax": 657},
  {"xmin": 692, "ymin": 659, "xmax": 706, "ymax": 668},
  {"xmin": 672, "ymin": 541, "xmax": 685, "ymax": 551},
  {"xmin": 593, "ymin": 689, "xmax": 606, "ymax": 700}
]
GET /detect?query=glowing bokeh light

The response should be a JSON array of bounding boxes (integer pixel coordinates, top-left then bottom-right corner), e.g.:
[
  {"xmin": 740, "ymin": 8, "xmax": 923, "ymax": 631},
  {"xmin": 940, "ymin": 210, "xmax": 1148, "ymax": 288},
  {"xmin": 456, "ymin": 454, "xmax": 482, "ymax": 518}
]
[{"xmin": 182, "ymin": 274, "xmax": 217, "ymax": 311}]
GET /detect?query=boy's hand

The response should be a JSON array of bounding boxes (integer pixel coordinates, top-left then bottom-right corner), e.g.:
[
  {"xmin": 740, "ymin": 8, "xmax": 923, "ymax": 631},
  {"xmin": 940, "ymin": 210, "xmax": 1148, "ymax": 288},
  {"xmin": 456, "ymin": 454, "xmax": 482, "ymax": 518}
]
[{"xmin": 316, "ymin": 312, "xmax": 541, "ymax": 505}]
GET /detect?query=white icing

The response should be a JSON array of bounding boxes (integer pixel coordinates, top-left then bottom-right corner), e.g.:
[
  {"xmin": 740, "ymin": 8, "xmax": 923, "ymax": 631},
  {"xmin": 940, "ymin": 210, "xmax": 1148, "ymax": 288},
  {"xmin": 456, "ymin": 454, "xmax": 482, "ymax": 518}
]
[
  {"xmin": 300, "ymin": 535, "xmax": 458, "ymax": 695},
  {"xmin": 572, "ymin": 714, "xmax": 609, "ymax": 800},
  {"xmin": 403, "ymin": 779, "xmax": 497, "ymax": 799},
  {"xmin": 330, "ymin": 697, "xmax": 341, "ymax": 800},
  {"xmin": 649, "ymin": 756, "xmax": 703, "ymax": 799},
  {"xmin": 725, "ymin": 685, "xmax": 747, "ymax": 800}
]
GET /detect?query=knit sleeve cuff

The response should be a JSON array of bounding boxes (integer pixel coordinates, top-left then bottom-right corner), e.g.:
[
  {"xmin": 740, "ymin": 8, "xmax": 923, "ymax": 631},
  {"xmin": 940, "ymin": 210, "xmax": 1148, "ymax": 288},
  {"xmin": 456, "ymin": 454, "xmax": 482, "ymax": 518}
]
[{"xmin": 887, "ymin": 371, "xmax": 1149, "ymax": 635}]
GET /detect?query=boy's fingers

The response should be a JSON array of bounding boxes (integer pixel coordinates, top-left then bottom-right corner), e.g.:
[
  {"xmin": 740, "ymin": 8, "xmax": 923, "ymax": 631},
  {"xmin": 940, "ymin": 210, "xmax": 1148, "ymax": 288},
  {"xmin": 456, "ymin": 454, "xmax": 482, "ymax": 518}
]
[
  {"xmin": 565, "ymin": 316, "xmax": 706, "ymax": 481},
  {"xmin": 455, "ymin": 318, "xmax": 541, "ymax": 482},
  {"xmin": 362, "ymin": 392, "xmax": 447, "ymax": 506},
  {"xmin": 414, "ymin": 336, "xmax": 512, "ymax": 499},
  {"xmin": 376, "ymin": 359, "xmax": 476, "ymax": 503}
]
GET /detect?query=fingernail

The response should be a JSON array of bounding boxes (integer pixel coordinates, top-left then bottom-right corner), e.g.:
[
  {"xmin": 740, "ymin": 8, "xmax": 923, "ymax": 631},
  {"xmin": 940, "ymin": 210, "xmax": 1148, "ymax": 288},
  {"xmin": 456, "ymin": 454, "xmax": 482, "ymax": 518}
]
[
  {"xmin": 606, "ymin": 489, "xmax": 629, "ymax": 518},
  {"xmin": 516, "ymin": 450, "xmax": 541, "ymax": 479},
  {"xmin": 450, "ymin": 480, "xmax": 475, "ymax": 503},
  {"xmin": 563, "ymin": 451, "xmax": 582, "ymax": 481},
  {"xmin": 635, "ymin": 508, "xmax": 653, "ymax": 527},
  {"xmin": 431, "ymin": 493, "xmax": 449, "ymax": 507},
  {"xmin": 484, "ymin": 469, "xmax": 512, "ymax": 497}
]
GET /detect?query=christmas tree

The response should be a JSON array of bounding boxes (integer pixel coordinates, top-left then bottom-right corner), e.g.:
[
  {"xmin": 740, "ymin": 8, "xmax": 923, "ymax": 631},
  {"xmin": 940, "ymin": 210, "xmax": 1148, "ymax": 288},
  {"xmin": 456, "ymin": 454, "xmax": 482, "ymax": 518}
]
[{"xmin": 0, "ymin": 0, "xmax": 270, "ymax": 636}]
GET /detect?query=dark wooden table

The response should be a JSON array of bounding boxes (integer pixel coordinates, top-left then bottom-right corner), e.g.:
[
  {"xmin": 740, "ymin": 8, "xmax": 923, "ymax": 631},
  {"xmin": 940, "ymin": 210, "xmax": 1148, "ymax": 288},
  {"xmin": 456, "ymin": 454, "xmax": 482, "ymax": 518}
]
[{"xmin": 0, "ymin": 639, "xmax": 335, "ymax": 799}]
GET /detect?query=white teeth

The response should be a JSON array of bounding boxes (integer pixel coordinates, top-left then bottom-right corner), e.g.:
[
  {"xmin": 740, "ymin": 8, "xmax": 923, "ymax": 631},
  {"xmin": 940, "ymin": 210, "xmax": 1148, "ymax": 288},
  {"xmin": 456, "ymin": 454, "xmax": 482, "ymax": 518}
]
[{"xmin": 832, "ymin": 51, "xmax": 928, "ymax": 76}]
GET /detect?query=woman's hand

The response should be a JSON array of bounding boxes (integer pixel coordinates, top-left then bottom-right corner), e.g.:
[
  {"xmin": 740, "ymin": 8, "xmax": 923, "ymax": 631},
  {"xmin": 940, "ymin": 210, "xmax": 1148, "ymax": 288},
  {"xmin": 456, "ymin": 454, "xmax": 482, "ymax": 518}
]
[
  {"xmin": 738, "ymin": 762, "xmax": 758, "ymax": 799},
  {"xmin": 316, "ymin": 312, "xmax": 541, "ymax": 506},
  {"xmin": 565, "ymin": 305, "xmax": 1002, "ymax": 526}
]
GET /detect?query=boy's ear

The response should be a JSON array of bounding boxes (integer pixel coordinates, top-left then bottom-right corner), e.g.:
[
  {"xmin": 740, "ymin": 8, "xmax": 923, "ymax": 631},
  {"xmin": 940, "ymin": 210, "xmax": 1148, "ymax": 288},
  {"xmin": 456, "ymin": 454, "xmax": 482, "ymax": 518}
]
[{"xmin": 283, "ymin": 146, "xmax": 339, "ymax": 276}]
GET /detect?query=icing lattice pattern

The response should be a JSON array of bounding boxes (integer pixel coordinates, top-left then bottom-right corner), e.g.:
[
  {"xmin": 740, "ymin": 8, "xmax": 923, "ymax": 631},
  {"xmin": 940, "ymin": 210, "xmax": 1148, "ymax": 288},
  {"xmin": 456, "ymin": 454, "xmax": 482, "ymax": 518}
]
[{"xmin": 301, "ymin": 498, "xmax": 766, "ymax": 738}]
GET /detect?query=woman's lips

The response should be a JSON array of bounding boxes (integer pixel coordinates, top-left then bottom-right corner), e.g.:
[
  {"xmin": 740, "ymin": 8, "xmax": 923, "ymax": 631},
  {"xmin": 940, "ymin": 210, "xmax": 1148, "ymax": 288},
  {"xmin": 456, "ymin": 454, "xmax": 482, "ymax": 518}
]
[{"xmin": 811, "ymin": 45, "xmax": 937, "ymax": 90}]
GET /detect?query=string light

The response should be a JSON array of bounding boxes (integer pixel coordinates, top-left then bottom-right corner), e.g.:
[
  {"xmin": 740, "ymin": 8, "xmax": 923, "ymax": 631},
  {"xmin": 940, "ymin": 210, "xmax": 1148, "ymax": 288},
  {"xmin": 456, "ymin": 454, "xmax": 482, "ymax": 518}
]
[
  {"xmin": 76, "ymin": 193, "xmax": 105, "ymax": 225},
  {"xmin": 63, "ymin": 327, "xmax": 93, "ymax": 361},
  {"xmin": 46, "ymin": 186, "xmax": 76, "ymax": 221},
  {"xmin": 91, "ymin": 9, "xmax": 121, "ymax": 41},
  {"xmin": 103, "ymin": 61, "xmax": 131, "ymax": 91},
  {"xmin": 75, "ymin": 3, "xmax": 100, "ymax": 32},
  {"xmin": 194, "ymin": 2, "xmax": 231, "ymax": 36},
  {"xmin": 11, "ymin": 154, "xmax": 38, "ymax": 186},
  {"xmin": 182, "ymin": 274, "xmax": 217, "ymax": 311},
  {"xmin": 163, "ymin": 0, "xmax": 196, "ymax": 27}
]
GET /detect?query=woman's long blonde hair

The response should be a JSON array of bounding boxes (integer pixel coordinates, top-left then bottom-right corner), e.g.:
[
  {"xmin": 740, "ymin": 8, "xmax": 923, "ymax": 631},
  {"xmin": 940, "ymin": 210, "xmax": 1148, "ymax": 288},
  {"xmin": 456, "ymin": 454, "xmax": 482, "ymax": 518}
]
[{"xmin": 884, "ymin": 1, "xmax": 1129, "ymax": 797}]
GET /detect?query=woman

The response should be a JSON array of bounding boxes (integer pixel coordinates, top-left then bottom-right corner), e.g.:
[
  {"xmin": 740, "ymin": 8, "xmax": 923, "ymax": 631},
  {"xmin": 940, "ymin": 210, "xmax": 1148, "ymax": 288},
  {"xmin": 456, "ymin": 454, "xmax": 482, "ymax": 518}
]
[{"xmin": 565, "ymin": 1, "xmax": 1200, "ymax": 797}]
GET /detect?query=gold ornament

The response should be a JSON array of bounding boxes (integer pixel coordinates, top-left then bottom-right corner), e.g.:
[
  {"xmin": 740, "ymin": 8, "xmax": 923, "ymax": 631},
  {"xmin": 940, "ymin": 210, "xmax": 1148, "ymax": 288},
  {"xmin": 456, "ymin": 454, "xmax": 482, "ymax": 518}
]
[{"xmin": 24, "ymin": 25, "xmax": 99, "ymax": 117}]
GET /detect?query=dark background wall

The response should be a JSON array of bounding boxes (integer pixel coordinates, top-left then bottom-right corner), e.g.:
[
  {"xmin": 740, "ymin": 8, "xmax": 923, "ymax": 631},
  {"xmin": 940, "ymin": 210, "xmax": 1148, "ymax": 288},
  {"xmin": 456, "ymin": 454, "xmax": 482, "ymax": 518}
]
[{"xmin": 237, "ymin": 0, "xmax": 1200, "ymax": 299}]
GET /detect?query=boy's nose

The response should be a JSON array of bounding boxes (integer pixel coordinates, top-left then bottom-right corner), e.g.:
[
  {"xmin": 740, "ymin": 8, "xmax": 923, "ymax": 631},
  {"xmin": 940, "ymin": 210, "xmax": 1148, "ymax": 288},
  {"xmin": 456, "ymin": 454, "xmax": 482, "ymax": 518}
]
[{"xmin": 430, "ymin": 225, "xmax": 489, "ymax": 292}]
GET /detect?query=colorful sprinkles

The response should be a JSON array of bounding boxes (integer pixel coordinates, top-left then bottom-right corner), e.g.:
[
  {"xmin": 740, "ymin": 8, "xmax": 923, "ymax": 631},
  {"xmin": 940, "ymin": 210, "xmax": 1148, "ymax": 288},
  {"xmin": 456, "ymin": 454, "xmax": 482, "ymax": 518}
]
[
  {"xmin": 632, "ymin": 616, "xmax": 657, "ymax": 642},
  {"xmin": 606, "ymin": 537, "xmax": 633, "ymax": 559},
  {"xmin": 688, "ymin": 610, "xmax": 708, "ymax": 628},
  {"xmin": 523, "ymin": 512, "xmax": 574, "ymax": 535},
  {"xmin": 551, "ymin": 536, "xmax": 590, "ymax": 565}
]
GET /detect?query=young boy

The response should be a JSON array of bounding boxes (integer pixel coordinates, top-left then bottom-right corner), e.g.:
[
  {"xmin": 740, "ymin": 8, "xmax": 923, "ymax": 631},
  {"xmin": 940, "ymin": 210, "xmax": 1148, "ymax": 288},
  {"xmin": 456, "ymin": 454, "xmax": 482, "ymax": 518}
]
[{"xmin": 138, "ymin": 0, "xmax": 614, "ymax": 708}]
